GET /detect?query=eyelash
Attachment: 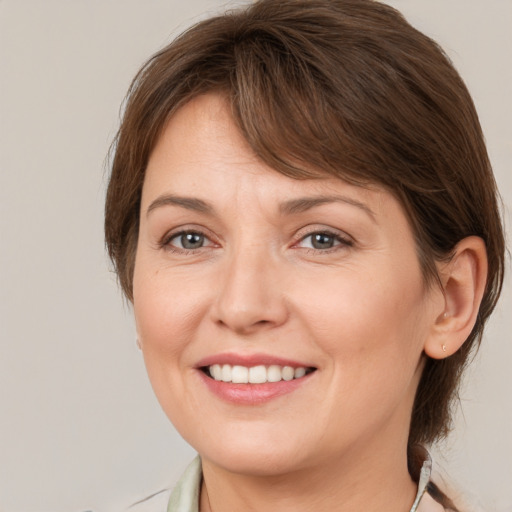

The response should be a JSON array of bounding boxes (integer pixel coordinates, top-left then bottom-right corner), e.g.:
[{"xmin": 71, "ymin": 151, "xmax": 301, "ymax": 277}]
[
  {"xmin": 160, "ymin": 229, "xmax": 216, "ymax": 254},
  {"xmin": 160, "ymin": 228, "xmax": 353, "ymax": 255},
  {"xmin": 294, "ymin": 229, "xmax": 354, "ymax": 253}
]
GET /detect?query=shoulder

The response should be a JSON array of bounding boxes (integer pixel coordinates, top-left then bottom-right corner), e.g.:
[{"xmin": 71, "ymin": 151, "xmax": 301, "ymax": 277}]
[
  {"xmin": 126, "ymin": 489, "xmax": 172, "ymax": 512},
  {"xmin": 124, "ymin": 457, "xmax": 202, "ymax": 512}
]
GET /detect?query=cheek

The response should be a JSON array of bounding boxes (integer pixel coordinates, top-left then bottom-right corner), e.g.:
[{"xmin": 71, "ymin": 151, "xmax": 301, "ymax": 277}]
[
  {"xmin": 133, "ymin": 263, "xmax": 208, "ymax": 353},
  {"xmin": 297, "ymin": 260, "xmax": 429, "ymax": 376},
  {"xmin": 132, "ymin": 264, "xmax": 209, "ymax": 426},
  {"xmin": 302, "ymin": 272, "xmax": 429, "ymax": 430}
]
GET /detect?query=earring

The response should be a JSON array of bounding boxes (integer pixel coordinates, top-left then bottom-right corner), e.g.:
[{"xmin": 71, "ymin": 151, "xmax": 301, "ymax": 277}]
[{"xmin": 442, "ymin": 344, "xmax": 447, "ymax": 352}]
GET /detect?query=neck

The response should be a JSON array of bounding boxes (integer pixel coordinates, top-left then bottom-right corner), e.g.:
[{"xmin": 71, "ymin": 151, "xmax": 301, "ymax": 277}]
[{"xmin": 200, "ymin": 436, "xmax": 418, "ymax": 512}]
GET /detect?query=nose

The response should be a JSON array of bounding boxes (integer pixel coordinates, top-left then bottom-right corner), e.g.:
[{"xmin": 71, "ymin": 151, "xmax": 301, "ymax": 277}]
[{"xmin": 210, "ymin": 246, "xmax": 289, "ymax": 335}]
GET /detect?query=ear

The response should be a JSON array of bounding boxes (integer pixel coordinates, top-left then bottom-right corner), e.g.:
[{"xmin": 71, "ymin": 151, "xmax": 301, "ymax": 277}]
[{"xmin": 424, "ymin": 236, "xmax": 488, "ymax": 359}]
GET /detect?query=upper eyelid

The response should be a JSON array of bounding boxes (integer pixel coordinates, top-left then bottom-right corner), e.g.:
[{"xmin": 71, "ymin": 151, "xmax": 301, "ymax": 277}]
[
  {"xmin": 293, "ymin": 226, "xmax": 353, "ymax": 243},
  {"xmin": 160, "ymin": 227, "xmax": 219, "ymax": 250},
  {"xmin": 157, "ymin": 224, "xmax": 353, "ymax": 248},
  {"xmin": 296, "ymin": 233, "xmax": 352, "ymax": 247},
  {"xmin": 161, "ymin": 224, "xmax": 215, "ymax": 240}
]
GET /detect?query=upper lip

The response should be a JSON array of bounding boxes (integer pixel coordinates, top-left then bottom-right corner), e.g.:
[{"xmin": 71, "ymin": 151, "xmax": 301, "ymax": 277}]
[{"xmin": 195, "ymin": 352, "xmax": 315, "ymax": 369}]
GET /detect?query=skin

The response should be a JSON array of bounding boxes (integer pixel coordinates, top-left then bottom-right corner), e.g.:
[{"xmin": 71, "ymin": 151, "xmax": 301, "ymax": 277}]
[{"xmin": 132, "ymin": 93, "xmax": 484, "ymax": 511}]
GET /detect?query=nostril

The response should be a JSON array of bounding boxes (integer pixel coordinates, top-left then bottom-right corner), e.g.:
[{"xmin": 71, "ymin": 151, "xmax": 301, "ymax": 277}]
[
  {"xmin": 210, "ymin": 265, "xmax": 289, "ymax": 333},
  {"xmin": 214, "ymin": 314, "xmax": 283, "ymax": 335}
]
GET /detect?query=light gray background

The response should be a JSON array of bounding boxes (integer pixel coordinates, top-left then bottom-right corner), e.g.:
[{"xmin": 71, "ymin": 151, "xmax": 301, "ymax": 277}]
[{"xmin": 0, "ymin": 1, "xmax": 510, "ymax": 511}]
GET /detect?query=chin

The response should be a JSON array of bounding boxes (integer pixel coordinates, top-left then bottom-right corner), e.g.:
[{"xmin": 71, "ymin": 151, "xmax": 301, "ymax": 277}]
[
  {"xmin": 182, "ymin": 420, "xmax": 314, "ymax": 476},
  {"xmin": 203, "ymin": 445, "xmax": 307, "ymax": 477}
]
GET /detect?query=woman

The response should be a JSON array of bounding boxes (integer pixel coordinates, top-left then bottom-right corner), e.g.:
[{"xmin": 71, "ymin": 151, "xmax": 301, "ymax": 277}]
[{"xmin": 105, "ymin": 0, "xmax": 505, "ymax": 510}]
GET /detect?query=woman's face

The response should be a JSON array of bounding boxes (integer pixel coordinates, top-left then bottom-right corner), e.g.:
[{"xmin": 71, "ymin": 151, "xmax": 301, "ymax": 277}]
[{"xmin": 133, "ymin": 93, "xmax": 442, "ymax": 476}]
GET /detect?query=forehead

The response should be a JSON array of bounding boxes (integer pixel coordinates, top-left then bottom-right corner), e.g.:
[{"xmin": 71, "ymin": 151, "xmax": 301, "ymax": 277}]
[
  {"xmin": 147, "ymin": 93, "xmax": 257, "ymax": 178},
  {"xmin": 143, "ymin": 93, "xmax": 397, "ymax": 222}
]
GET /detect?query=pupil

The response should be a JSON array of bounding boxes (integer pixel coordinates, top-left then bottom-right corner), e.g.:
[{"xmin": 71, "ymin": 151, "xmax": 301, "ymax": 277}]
[
  {"xmin": 182, "ymin": 232, "xmax": 203, "ymax": 249},
  {"xmin": 312, "ymin": 233, "xmax": 334, "ymax": 249}
]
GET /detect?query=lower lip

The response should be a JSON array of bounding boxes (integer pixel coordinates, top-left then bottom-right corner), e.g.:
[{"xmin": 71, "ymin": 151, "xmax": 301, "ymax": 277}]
[{"xmin": 197, "ymin": 370, "xmax": 314, "ymax": 405}]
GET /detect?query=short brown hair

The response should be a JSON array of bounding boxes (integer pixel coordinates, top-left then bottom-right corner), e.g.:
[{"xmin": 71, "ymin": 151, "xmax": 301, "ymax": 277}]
[{"xmin": 105, "ymin": 0, "xmax": 504, "ymax": 477}]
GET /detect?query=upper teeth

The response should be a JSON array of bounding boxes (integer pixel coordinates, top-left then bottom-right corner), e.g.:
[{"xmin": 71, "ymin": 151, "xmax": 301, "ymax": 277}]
[{"xmin": 208, "ymin": 364, "xmax": 308, "ymax": 384}]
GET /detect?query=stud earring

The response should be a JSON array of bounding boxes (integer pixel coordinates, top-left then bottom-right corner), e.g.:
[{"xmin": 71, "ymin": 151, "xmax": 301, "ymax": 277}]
[{"xmin": 442, "ymin": 344, "xmax": 447, "ymax": 352}]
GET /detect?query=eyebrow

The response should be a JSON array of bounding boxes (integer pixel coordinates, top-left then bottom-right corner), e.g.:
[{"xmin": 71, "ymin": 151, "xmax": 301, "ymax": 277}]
[
  {"xmin": 146, "ymin": 193, "xmax": 375, "ymax": 220},
  {"xmin": 279, "ymin": 195, "xmax": 376, "ymax": 220},
  {"xmin": 146, "ymin": 194, "xmax": 213, "ymax": 216}
]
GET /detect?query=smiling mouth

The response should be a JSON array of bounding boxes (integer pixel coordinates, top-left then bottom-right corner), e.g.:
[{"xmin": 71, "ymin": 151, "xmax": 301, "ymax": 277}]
[{"xmin": 201, "ymin": 364, "xmax": 316, "ymax": 384}]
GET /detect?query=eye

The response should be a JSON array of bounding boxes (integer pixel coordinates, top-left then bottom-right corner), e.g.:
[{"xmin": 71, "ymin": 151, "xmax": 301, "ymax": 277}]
[
  {"xmin": 297, "ymin": 231, "xmax": 352, "ymax": 250},
  {"xmin": 165, "ymin": 230, "xmax": 213, "ymax": 251}
]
